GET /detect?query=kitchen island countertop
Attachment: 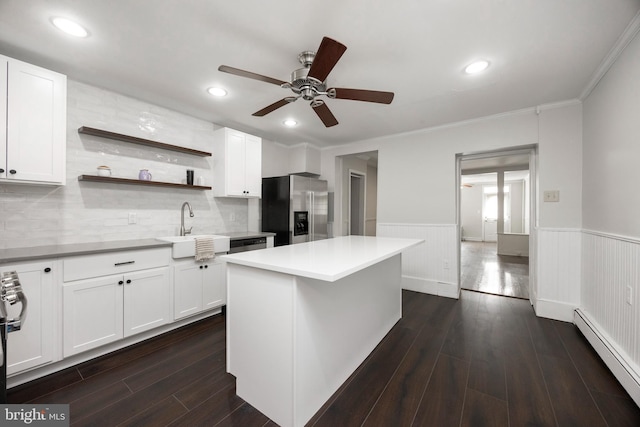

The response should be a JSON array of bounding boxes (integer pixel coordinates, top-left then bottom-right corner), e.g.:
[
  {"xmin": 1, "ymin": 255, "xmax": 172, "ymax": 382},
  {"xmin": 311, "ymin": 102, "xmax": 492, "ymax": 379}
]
[{"xmin": 222, "ymin": 235, "xmax": 423, "ymax": 282}]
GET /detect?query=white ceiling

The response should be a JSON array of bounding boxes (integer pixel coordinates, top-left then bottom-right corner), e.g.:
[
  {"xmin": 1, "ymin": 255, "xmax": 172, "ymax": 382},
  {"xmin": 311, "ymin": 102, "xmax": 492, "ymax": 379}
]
[{"xmin": 1, "ymin": 1, "xmax": 639, "ymax": 147}]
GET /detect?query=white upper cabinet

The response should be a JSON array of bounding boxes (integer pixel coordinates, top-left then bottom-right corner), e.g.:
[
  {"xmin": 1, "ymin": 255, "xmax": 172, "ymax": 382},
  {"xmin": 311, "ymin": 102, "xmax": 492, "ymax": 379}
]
[
  {"xmin": 0, "ymin": 55, "xmax": 67, "ymax": 185},
  {"xmin": 213, "ymin": 127, "xmax": 262, "ymax": 197}
]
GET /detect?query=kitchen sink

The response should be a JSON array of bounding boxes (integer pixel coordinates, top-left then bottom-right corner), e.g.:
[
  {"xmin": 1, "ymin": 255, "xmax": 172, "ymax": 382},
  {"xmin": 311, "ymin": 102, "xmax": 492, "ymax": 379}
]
[{"xmin": 156, "ymin": 235, "xmax": 231, "ymax": 258}]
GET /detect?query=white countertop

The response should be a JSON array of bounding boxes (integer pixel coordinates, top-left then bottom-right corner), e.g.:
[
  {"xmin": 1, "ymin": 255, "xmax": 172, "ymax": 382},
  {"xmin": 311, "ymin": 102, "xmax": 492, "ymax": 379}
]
[{"xmin": 222, "ymin": 235, "xmax": 423, "ymax": 282}]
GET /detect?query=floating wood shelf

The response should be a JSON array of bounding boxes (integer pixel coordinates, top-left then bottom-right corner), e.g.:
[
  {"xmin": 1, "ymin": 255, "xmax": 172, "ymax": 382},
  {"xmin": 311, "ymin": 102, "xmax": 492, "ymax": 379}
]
[
  {"xmin": 78, "ymin": 175, "xmax": 212, "ymax": 190},
  {"xmin": 78, "ymin": 126, "xmax": 212, "ymax": 157}
]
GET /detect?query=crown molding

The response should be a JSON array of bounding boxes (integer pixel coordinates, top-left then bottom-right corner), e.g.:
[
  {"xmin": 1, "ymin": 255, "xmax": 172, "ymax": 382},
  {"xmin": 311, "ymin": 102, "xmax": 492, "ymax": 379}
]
[{"xmin": 580, "ymin": 10, "xmax": 640, "ymax": 100}]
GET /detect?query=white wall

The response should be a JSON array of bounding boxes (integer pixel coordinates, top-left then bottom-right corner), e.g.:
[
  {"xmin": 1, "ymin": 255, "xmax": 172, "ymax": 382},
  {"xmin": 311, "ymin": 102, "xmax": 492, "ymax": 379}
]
[
  {"xmin": 261, "ymin": 140, "xmax": 291, "ymax": 178},
  {"xmin": 581, "ymin": 29, "xmax": 640, "ymax": 379},
  {"xmin": 510, "ymin": 180, "xmax": 525, "ymax": 233},
  {"xmin": 0, "ymin": 80, "xmax": 249, "ymax": 249},
  {"xmin": 460, "ymin": 184, "xmax": 484, "ymax": 240},
  {"xmin": 538, "ymin": 104, "xmax": 583, "ymax": 228},
  {"xmin": 322, "ymin": 103, "xmax": 582, "ymax": 306},
  {"xmin": 461, "ymin": 179, "xmax": 525, "ymax": 240}
]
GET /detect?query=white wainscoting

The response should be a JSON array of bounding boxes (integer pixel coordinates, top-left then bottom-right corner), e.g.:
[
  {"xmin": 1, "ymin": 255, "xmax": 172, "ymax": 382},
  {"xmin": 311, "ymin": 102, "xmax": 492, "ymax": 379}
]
[
  {"xmin": 575, "ymin": 309, "xmax": 640, "ymax": 407},
  {"xmin": 581, "ymin": 229, "xmax": 640, "ymax": 397},
  {"xmin": 377, "ymin": 223, "xmax": 458, "ymax": 298},
  {"xmin": 535, "ymin": 228, "xmax": 581, "ymax": 321}
]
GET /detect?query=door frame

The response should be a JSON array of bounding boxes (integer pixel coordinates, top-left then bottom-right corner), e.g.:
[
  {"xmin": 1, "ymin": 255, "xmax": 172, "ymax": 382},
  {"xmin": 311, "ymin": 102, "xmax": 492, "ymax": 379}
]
[
  {"xmin": 456, "ymin": 145, "xmax": 538, "ymax": 304},
  {"xmin": 348, "ymin": 169, "xmax": 366, "ymax": 236}
]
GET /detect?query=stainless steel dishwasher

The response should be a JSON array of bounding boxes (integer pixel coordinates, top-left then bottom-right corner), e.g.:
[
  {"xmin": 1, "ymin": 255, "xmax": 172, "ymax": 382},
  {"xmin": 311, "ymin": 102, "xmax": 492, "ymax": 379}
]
[{"xmin": 228, "ymin": 236, "xmax": 267, "ymax": 253}]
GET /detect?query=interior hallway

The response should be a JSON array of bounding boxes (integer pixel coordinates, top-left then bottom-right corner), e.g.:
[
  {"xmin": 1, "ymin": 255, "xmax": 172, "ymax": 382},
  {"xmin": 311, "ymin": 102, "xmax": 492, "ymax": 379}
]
[{"xmin": 461, "ymin": 241, "xmax": 529, "ymax": 299}]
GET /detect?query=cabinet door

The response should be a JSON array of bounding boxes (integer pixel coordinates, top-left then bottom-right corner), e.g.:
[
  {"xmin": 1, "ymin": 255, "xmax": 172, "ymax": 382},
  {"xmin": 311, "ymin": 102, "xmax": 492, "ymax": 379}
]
[
  {"xmin": 225, "ymin": 130, "xmax": 247, "ymax": 196},
  {"xmin": 174, "ymin": 262, "xmax": 203, "ymax": 320},
  {"xmin": 202, "ymin": 260, "xmax": 226, "ymax": 310},
  {"xmin": 0, "ymin": 58, "xmax": 7, "ymax": 179},
  {"xmin": 6, "ymin": 57, "xmax": 66, "ymax": 184},
  {"xmin": 244, "ymin": 134, "xmax": 262, "ymax": 197},
  {"xmin": 123, "ymin": 267, "xmax": 171, "ymax": 337},
  {"xmin": 63, "ymin": 276, "xmax": 123, "ymax": 357},
  {"xmin": 4, "ymin": 260, "xmax": 55, "ymax": 375}
]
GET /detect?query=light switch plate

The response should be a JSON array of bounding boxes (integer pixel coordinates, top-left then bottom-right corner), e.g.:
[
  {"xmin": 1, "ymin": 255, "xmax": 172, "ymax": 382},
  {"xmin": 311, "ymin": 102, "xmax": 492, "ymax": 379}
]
[{"xmin": 544, "ymin": 190, "xmax": 560, "ymax": 202}]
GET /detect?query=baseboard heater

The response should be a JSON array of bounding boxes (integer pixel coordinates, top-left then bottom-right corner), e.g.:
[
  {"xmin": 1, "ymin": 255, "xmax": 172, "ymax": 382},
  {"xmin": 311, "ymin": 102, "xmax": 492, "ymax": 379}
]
[{"xmin": 574, "ymin": 308, "xmax": 640, "ymax": 406}]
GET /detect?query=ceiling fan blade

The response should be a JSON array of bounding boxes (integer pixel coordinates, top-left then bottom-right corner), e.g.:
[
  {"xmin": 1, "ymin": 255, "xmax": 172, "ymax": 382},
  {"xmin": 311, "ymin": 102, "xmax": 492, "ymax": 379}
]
[
  {"xmin": 329, "ymin": 88, "xmax": 394, "ymax": 104},
  {"xmin": 307, "ymin": 37, "xmax": 347, "ymax": 83},
  {"xmin": 311, "ymin": 100, "xmax": 339, "ymax": 127},
  {"xmin": 252, "ymin": 98, "xmax": 296, "ymax": 117},
  {"xmin": 218, "ymin": 65, "xmax": 287, "ymax": 86}
]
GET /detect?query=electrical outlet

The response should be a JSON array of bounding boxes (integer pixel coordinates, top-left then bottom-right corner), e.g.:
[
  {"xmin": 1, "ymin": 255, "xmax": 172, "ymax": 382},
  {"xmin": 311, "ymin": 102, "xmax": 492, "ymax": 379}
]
[
  {"xmin": 443, "ymin": 259, "xmax": 449, "ymax": 270},
  {"xmin": 128, "ymin": 213, "xmax": 137, "ymax": 224},
  {"xmin": 543, "ymin": 190, "xmax": 560, "ymax": 202},
  {"xmin": 230, "ymin": 212, "xmax": 236, "ymax": 222},
  {"xmin": 627, "ymin": 286, "xmax": 633, "ymax": 305}
]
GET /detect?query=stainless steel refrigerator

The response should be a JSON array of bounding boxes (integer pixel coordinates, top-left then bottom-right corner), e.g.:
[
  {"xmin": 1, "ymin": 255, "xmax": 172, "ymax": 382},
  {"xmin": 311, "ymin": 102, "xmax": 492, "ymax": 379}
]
[{"xmin": 262, "ymin": 175, "xmax": 328, "ymax": 246}]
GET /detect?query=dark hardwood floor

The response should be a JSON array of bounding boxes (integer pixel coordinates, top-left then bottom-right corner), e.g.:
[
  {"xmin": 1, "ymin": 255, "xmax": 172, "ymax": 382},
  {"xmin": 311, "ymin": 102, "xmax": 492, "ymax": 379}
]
[
  {"xmin": 9, "ymin": 290, "xmax": 640, "ymax": 426},
  {"xmin": 461, "ymin": 241, "xmax": 530, "ymax": 299}
]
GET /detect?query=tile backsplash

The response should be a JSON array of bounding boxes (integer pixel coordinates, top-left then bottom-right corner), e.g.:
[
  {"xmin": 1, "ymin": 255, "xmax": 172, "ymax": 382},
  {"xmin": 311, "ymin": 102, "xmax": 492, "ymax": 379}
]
[{"xmin": 0, "ymin": 80, "xmax": 248, "ymax": 249}]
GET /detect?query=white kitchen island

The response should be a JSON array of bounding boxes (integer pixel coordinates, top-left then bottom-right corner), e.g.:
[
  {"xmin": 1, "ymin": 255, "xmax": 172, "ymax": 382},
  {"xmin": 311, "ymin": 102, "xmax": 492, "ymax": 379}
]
[{"xmin": 223, "ymin": 235, "xmax": 423, "ymax": 427}]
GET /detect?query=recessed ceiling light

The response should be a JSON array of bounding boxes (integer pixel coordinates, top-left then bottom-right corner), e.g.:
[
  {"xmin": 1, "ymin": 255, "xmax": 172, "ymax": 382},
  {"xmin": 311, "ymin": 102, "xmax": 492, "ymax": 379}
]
[
  {"xmin": 207, "ymin": 87, "xmax": 227, "ymax": 97},
  {"xmin": 283, "ymin": 119, "xmax": 297, "ymax": 127},
  {"xmin": 464, "ymin": 60, "xmax": 490, "ymax": 74},
  {"xmin": 51, "ymin": 17, "xmax": 89, "ymax": 38}
]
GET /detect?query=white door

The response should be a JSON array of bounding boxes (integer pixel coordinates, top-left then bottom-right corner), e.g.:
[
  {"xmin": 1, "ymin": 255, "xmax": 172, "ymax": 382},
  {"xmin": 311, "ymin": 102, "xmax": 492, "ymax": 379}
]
[
  {"xmin": 63, "ymin": 276, "xmax": 123, "ymax": 357},
  {"xmin": 124, "ymin": 267, "xmax": 171, "ymax": 337},
  {"xmin": 243, "ymin": 135, "xmax": 262, "ymax": 197},
  {"xmin": 483, "ymin": 192, "xmax": 498, "ymax": 242},
  {"xmin": 6, "ymin": 57, "xmax": 66, "ymax": 183},
  {"xmin": 482, "ymin": 185, "xmax": 511, "ymax": 241},
  {"xmin": 226, "ymin": 130, "xmax": 246, "ymax": 196},
  {"xmin": 202, "ymin": 260, "xmax": 226, "ymax": 310},
  {"xmin": 174, "ymin": 262, "xmax": 203, "ymax": 320},
  {"xmin": 5, "ymin": 260, "xmax": 55, "ymax": 375}
]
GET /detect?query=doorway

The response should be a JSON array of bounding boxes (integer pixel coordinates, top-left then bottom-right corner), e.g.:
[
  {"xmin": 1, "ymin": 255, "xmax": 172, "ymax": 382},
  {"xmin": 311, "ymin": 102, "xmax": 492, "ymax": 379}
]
[
  {"xmin": 336, "ymin": 151, "xmax": 378, "ymax": 237},
  {"xmin": 457, "ymin": 147, "xmax": 535, "ymax": 300},
  {"xmin": 349, "ymin": 171, "xmax": 366, "ymax": 236}
]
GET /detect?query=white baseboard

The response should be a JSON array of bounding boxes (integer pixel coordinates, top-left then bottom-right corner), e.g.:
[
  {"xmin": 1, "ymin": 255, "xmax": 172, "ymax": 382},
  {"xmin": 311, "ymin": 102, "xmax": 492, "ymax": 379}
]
[
  {"xmin": 534, "ymin": 298, "xmax": 576, "ymax": 322},
  {"xmin": 402, "ymin": 276, "xmax": 459, "ymax": 299},
  {"xmin": 574, "ymin": 309, "xmax": 640, "ymax": 407}
]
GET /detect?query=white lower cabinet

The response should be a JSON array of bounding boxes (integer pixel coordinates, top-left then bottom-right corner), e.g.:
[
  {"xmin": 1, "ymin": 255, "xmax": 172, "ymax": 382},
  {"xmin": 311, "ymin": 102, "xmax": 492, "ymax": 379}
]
[
  {"xmin": 174, "ymin": 258, "xmax": 226, "ymax": 320},
  {"xmin": 62, "ymin": 248, "xmax": 172, "ymax": 358},
  {"xmin": 63, "ymin": 267, "xmax": 171, "ymax": 357},
  {"xmin": 1, "ymin": 259, "xmax": 58, "ymax": 376}
]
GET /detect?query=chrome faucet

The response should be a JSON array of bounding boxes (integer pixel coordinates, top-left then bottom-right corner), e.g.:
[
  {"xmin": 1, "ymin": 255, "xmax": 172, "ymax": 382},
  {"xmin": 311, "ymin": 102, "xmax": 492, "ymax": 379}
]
[{"xmin": 180, "ymin": 202, "xmax": 194, "ymax": 236}]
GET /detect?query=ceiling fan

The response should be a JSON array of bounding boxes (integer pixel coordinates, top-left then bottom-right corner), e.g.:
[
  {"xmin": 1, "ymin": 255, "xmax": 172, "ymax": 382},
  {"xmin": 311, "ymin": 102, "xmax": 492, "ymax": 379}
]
[{"xmin": 218, "ymin": 37, "xmax": 394, "ymax": 127}]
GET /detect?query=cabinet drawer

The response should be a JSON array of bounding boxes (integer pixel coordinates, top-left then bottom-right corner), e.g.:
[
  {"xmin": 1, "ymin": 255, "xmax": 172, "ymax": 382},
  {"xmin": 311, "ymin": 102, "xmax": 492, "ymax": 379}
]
[{"xmin": 63, "ymin": 247, "xmax": 170, "ymax": 282}]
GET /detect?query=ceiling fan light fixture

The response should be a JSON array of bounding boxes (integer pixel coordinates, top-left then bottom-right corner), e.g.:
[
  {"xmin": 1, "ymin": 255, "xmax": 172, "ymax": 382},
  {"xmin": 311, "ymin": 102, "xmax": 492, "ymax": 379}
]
[
  {"xmin": 283, "ymin": 119, "xmax": 298, "ymax": 127},
  {"xmin": 51, "ymin": 17, "xmax": 89, "ymax": 38},
  {"xmin": 464, "ymin": 60, "xmax": 490, "ymax": 74},
  {"xmin": 207, "ymin": 87, "xmax": 227, "ymax": 97}
]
